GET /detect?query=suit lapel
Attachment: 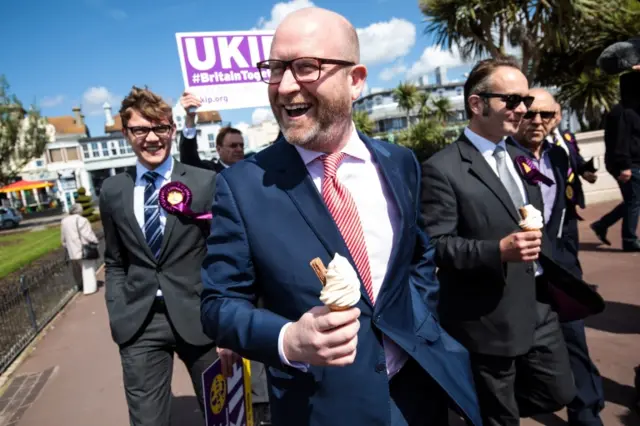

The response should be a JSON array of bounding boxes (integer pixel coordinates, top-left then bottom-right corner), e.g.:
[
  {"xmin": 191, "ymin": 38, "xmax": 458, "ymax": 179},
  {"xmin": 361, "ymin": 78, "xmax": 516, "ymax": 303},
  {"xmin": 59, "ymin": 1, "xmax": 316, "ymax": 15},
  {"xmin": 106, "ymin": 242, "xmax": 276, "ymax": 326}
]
[
  {"xmin": 122, "ymin": 171, "xmax": 156, "ymax": 261},
  {"xmin": 157, "ymin": 162, "xmax": 185, "ymax": 262},
  {"xmin": 459, "ymin": 135, "xmax": 521, "ymax": 223}
]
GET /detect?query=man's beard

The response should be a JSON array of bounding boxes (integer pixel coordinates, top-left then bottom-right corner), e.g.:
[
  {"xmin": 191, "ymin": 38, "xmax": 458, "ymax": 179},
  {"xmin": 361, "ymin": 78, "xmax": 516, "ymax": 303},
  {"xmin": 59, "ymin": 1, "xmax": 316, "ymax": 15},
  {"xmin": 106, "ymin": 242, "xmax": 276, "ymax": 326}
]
[{"xmin": 279, "ymin": 96, "xmax": 352, "ymax": 152}]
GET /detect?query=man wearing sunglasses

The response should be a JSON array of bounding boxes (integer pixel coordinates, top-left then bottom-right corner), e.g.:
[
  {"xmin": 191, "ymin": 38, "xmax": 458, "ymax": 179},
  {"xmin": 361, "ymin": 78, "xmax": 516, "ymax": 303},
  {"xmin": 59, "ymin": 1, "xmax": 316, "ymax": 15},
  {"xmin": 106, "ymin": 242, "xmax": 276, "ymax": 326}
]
[
  {"xmin": 200, "ymin": 6, "xmax": 481, "ymax": 426},
  {"xmin": 421, "ymin": 58, "xmax": 604, "ymax": 426},
  {"xmin": 510, "ymin": 88, "xmax": 605, "ymax": 426},
  {"xmin": 98, "ymin": 86, "xmax": 219, "ymax": 426}
]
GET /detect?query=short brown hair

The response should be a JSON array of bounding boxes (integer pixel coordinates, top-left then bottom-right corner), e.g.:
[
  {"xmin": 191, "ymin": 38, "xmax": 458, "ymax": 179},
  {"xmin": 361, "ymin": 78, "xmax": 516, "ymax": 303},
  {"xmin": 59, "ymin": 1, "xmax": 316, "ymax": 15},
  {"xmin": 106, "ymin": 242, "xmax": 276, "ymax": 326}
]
[
  {"xmin": 216, "ymin": 126, "xmax": 242, "ymax": 147},
  {"xmin": 119, "ymin": 86, "xmax": 173, "ymax": 128},
  {"xmin": 463, "ymin": 56, "xmax": 522, "ymax": 118}
]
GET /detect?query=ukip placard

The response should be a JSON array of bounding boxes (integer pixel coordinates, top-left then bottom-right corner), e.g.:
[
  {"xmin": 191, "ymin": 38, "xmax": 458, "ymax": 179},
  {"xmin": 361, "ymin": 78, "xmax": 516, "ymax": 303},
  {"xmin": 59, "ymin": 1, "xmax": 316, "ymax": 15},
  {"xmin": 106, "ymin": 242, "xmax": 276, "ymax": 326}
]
[
  {"xmin": 202, "ymin": 357, "xmax": 254, "ymax": 426},
  {"xmin": 176, "ymin": 30, "xmax": 274, "ymax": 111}
]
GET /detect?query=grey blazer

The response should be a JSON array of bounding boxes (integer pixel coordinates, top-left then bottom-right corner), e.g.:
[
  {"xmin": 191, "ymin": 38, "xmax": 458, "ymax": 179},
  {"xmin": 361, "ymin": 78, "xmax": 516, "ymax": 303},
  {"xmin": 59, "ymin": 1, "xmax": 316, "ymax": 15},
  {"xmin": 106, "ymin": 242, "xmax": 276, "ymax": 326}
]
[{"xmin": 99, "ymin": 160, "xmax": 216, "ymax": 346}]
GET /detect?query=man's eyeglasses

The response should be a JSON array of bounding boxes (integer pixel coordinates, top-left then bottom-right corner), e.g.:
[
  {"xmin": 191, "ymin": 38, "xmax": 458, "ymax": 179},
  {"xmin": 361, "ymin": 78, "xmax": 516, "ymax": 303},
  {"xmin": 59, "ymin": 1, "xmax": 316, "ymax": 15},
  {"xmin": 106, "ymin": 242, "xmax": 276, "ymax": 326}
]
[
  {"xmin": 256, "ymin": 57, "xmax": 356, "ymax": 85},
  {"xmin": 523, "ymin": 110, "xmax": 556, "ymax": 120},
  {"xmin": 476, "ymin": 93, "xmax": 535, "ymax": 110},
  {"xmin": 126, "ymin": 125, "xmax": 173, "ymax": 138}
]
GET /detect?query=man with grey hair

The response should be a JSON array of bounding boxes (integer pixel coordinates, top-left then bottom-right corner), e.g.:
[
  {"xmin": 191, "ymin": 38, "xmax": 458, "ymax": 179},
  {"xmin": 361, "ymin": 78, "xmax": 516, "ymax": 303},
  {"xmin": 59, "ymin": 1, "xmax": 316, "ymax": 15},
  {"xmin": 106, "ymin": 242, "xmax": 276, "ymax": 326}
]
[
  {"xmin": 60, "ymin": 203, "xmax": 99, "ymax": 294},
  {"xmin": 200, "ymin": 6, "xmax": 481, "ymax": 426}
]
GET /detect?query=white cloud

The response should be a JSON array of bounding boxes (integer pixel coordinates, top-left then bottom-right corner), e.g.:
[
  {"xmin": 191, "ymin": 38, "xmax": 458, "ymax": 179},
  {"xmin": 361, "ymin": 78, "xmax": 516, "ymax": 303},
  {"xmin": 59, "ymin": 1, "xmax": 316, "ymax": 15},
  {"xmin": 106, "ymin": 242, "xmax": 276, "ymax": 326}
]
[
  {"xmin": 254, "ymin": 0, "xmax": 315, "ymax": 30},
  {"xmin": 406, "ymin": 45, "xmax": 465, "ymax": 81},
  {"xmin": 40, "ymin": 95, "xmax": 65, "ymax": 108},
  {"xmin": 252, "ymin": 108, "xmax": 275, "ymax": 125},
  {"xmin": 357, "ymin": 18, "xmax": 416, "ymax": 65},
  {"xmin": 379, "ymin": 64, "xmax": 407, "ymax": 82},
  {"xmin": 81, "ymin": 87, "xmax": 121, "ymax": 116}
]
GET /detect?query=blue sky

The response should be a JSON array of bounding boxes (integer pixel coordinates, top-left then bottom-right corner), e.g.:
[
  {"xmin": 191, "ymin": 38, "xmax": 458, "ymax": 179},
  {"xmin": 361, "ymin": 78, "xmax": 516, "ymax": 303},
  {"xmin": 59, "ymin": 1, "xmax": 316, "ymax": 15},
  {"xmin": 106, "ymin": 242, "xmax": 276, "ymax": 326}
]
[{"xmin": 1, "ymin": 0, "xmax": 473, "ymax": 137}]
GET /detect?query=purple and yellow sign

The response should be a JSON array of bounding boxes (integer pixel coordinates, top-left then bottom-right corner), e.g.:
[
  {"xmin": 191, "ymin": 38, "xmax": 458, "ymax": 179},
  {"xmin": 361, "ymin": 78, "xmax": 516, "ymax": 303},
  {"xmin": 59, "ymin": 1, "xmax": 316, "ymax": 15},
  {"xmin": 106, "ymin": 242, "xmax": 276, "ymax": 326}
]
[
  {"xmin": 202, "ymin": 358, "xmax": 254, "ymax": 426},
  {"xmin": 176, "ymin": 31, "xmax": 274, "ymax": 111}
]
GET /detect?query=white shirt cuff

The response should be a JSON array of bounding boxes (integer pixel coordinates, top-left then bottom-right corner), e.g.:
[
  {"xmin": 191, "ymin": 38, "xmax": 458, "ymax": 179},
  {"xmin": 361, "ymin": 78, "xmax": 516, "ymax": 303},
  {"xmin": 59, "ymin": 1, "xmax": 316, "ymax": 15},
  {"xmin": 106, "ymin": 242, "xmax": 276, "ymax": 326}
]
[
  {"xmin": 278, "ymin": 322, "xmax": 309, "ymax": 372},
  {"xmin": 182, "ymin": 127, "xmax": 197, "ymax": 139}
]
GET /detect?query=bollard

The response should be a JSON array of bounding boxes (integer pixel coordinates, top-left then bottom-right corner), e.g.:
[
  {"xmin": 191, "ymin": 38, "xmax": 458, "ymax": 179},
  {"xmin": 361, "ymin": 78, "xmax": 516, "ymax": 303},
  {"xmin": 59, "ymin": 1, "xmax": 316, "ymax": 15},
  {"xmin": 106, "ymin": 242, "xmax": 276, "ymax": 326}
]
[{"xmin": 20, "ymin": 276, "xmax": 38, "ymax": 331}]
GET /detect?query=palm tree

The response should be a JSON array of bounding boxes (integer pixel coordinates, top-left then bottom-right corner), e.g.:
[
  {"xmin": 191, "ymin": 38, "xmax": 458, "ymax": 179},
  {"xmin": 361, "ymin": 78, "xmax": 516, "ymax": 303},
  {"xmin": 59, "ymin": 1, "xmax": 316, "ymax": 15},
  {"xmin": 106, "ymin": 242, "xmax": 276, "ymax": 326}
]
[
  {"xmin": 555, "ymin": 68, "xmax": 619, "ymax": 131},
  {"xmin": 419, "ymin": 0, "xmax": 605, "ymax": 81},
  {"xmin": 396, "ymin": 118, "xmax": 450, "ymax": 162},
  {"xmin": 416, "ymin": 92, "xmax": 433, "ymax": 121},
  {"xmin": 393, "ymin": 82, "xmax": 419, "ymax": 129},
  {"xmin": 352, "ymin": 110, "xmax": 375, "ymax": 136},
  {"xmin": 431, "ymin": 97, "xmax": 452, "ymax": 125}
]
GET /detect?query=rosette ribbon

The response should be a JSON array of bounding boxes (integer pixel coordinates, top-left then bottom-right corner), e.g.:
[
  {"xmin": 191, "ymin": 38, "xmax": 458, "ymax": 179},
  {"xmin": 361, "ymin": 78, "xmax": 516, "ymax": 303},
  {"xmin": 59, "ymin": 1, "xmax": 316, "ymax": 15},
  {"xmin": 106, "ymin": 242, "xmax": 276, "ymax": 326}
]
[
  {"xmin": 159, "ymin": 181, "xmax": 212, "ymax": 220},
  {"xmin": 514, "ymin": 156, "xmax": 555, "ymax": 186}
]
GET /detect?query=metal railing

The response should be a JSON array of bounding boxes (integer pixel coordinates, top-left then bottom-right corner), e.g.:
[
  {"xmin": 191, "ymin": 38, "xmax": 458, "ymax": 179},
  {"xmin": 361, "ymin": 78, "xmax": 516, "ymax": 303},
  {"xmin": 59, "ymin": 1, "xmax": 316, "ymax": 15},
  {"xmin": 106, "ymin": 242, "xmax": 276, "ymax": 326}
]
[{"xmin": 0, "ymin": 231, "xmax": 104, "ymax": 375}]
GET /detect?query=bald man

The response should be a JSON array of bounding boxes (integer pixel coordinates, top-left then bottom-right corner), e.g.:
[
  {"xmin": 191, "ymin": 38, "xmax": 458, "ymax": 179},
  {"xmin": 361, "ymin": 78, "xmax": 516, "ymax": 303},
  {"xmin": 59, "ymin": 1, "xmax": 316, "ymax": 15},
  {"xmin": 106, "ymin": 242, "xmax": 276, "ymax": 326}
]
[
  {"xmin": 509, "ymin": 89, "xmax": 604, "ymax": 426},
  {"xmin": 200, "ymin": 7, "xmax": 481, "ymax": 426}
]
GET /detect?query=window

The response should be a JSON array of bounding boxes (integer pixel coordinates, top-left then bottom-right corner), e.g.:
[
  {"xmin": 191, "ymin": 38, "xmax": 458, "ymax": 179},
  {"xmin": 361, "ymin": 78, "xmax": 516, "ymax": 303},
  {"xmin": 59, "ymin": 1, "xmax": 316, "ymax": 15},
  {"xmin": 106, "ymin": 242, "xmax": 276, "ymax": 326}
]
[
  {"xmin": 35, "ymin": 160, "xmax": 44, "ymax": 167},
  {"xmin": 102, "ymin": 142, "xmax": 109, "ymax": 157},
  {"xmin": 48, "ymin": 148, "xmax": 63, "ymax": 163},
  {"xmin": 208, "ymin": 134, "xmax": 214, "ymax": 141},
  {"xmin": 209, "ymin": 140, "xmax": 216, "ymax": 149},
  {"xmin": 119, "ymin": 140, "xmax": 127, "ymax": 155},
  {"xmin": 90, "ymin": 142, "xmax": 100, "ymax": 157},
  {"xmin": 109, "ymin": 141, "xmax": 118, "ymax": 156},
  {"xmin": 82, "ymin": 144, "xmax": 91, "ymax": 159},
  {"xmin": 65, "ymin": 147, "xmax": 79, "ymax": 161}
]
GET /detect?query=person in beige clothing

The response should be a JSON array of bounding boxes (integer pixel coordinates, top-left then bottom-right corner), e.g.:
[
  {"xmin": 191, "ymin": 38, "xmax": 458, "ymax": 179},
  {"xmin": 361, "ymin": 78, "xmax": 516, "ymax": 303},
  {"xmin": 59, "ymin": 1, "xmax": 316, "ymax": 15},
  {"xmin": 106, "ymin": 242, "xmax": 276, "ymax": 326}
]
[{"xmin": 61, "ymin": 203, "xmax": 99, "ymax": 294}]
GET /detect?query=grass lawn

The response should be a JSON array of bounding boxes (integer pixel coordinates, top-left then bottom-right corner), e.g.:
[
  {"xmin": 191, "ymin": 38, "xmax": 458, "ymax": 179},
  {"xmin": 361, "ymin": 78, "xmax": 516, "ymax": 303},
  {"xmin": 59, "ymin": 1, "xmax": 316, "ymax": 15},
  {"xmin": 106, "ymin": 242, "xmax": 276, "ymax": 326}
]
[{"xmin": 0, "ymin": 227, "xmax": 62, "ymax": 279}]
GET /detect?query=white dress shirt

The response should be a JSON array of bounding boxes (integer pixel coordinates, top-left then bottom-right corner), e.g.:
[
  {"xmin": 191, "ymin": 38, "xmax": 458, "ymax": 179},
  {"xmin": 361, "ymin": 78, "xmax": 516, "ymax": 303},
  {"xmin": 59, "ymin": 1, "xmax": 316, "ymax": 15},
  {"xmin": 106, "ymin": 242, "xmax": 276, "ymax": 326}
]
[
  {"xmin": 277, "ymin": 124, "xmax": 408, "ymax": 377},
  {"xmin": 134, "ymin": 156, "xmax": 173, "ymax": 296},
  {"xmin": 465, "ymin": 128, "xmax": 543, "ymax": 275}
]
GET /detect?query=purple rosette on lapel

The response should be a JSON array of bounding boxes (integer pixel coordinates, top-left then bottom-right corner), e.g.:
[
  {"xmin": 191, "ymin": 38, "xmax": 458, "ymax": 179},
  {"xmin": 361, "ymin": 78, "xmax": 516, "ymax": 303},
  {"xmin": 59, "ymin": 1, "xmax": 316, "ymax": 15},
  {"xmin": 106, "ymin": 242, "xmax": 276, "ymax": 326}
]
[
  {"xmin": 514, "ymin": 156, "xmax": 555, "ymax": 186},
  {"xmin": 159, "ymin": 182, "xmax": 212, "ymax": 220}
]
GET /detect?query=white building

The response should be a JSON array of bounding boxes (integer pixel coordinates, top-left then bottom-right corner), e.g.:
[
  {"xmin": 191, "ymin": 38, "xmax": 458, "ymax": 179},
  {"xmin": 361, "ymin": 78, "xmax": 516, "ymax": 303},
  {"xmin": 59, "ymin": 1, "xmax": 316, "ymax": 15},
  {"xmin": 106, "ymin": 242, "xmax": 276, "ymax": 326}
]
[
  {"xmin": 353, "ymin": 80, "xmax": 467, "ymax": 134},
  {"xmin": 17, "ymin": 107, "xmax": 92, "ymax": 212},
  {"xmin": 243, "ymin": 120, "xmax": 280, "ymax": 151}
]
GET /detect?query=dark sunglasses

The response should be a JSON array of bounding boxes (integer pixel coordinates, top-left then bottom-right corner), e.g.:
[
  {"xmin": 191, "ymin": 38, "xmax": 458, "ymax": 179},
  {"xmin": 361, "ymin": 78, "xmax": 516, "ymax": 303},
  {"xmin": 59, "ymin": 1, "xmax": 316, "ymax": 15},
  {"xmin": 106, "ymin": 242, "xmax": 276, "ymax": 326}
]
[
  {"xmin": 523, "ymin": 110, "xmax": 556, "ymax": 120},
  {"xmin": 477, "ymin": 92, "xmax": 535, "ymax": 110},
  {"xmin": 126, "ymin": 125, "xmax": 173, "ymax": 138}
]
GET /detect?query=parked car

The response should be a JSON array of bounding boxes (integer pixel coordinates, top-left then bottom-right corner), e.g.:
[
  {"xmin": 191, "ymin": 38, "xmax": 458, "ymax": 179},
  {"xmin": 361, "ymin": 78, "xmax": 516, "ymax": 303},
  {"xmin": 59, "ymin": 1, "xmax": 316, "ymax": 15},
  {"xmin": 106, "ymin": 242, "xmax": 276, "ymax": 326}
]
[{"xmin": 0, "ymin": 207, "xmax": 22, "ymax": 229}]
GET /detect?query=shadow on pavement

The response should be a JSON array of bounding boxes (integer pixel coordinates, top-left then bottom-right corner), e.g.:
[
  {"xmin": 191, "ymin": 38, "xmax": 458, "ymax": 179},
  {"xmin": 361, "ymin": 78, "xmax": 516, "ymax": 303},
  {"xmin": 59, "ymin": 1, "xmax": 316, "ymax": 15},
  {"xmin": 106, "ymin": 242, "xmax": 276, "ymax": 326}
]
[
  {"xmin": 585, "ymin": 301, "xmax": 640, "ymax": 334},
  {"xmin": 171, "ymin": 395, "xmax": 202, "ymax": 426},
  {"xmin": 579, "ymin": 242, "xmax": 626, "ymax": 253}
]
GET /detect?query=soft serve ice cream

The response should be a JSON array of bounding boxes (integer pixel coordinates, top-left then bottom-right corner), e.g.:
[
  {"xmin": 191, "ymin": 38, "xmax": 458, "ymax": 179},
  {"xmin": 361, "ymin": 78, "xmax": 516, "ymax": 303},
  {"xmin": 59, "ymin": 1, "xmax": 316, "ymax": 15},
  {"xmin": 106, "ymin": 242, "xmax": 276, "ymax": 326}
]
[
  {"xmin": 518, "ymin": 204, "xmax": 544, "ymax": 231},
  {"xmin": 313, "ymin": 253, "xmax": 361, "ymax": 311}
]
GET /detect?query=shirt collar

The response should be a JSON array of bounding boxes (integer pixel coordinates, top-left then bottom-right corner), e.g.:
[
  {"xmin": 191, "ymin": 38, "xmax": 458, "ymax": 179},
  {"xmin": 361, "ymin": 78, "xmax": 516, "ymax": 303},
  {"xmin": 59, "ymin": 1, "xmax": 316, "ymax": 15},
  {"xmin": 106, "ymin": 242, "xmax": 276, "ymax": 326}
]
[
  {"xmin": 294, "ymin": 123, "xmax": 370, "ymax": 165},
  {"xmin": 464, "ymin": 127, "xmax": 506, "ymax": 156},
  {"xmin": 511, "ymin": 137, "xmax": 552, "ymax": 160},
  {"xmin": 136, "ymin": 155, "xmax": 173, "ymax": 183}
]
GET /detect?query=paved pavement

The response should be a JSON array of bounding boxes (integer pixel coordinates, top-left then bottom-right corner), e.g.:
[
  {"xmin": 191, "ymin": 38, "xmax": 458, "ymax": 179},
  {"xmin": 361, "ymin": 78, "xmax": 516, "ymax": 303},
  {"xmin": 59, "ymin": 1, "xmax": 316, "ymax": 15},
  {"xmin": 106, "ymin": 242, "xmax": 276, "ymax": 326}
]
[{"xmin": 0, "ymin": 200, "xmax": 638, "ymax": 426}]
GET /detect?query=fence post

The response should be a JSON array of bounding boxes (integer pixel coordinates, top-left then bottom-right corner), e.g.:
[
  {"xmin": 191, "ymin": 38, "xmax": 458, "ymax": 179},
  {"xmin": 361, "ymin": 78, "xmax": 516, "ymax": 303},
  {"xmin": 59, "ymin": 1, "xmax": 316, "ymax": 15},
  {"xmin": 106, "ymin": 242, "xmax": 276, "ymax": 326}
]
[{"xmin": 20, "ymin": 276, "xmax": 38, "ymax": 331}]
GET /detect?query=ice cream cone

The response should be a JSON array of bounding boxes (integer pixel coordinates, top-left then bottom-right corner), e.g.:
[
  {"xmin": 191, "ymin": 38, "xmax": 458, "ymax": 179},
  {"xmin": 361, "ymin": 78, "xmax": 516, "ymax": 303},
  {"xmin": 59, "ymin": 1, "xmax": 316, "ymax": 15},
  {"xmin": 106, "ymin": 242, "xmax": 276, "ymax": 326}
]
[
  {"xmin": 327, "ymin": 304, "xmax": 351, "ymax": 312},
  {"xmin": 519, "ymin": 206, "xmax": 543, "ymax": 231}
]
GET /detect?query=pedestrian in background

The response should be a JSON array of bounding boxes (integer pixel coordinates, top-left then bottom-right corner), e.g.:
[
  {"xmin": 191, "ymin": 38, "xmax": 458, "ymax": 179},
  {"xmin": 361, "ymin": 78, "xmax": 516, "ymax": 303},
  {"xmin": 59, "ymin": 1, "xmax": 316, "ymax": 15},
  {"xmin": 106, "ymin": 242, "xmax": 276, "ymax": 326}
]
[{"xmin": 60, "ymin": 203, "xmax": 99, "ymax": 294}]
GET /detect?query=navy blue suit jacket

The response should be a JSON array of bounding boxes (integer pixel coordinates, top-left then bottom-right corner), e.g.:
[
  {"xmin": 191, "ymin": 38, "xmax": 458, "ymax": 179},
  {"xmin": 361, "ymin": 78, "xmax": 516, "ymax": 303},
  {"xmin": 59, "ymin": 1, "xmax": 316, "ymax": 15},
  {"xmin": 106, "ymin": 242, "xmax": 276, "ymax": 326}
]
[{"xmin": 200, "ymin": 133, "xmax": 482, "ymax": 426}]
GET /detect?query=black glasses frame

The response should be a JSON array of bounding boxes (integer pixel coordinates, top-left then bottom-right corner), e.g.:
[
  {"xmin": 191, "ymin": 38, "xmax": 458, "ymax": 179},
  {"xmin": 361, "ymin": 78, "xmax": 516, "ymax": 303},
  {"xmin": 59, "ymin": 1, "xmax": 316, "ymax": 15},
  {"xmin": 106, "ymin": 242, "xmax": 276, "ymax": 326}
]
[
  {"xmin": 125, "ymin": 124, "xmax": 174, "ymax": 139},
  {"xmin": 256, "ymin": 57, "xmax": 356, "ymax": 85},
  {"xmin": 523, "ymin": 110, "xmax": 556, "ymax": 120},
  {"xmin": 476, "ymin": 92, "xmax": 535, "ymax": 110}
]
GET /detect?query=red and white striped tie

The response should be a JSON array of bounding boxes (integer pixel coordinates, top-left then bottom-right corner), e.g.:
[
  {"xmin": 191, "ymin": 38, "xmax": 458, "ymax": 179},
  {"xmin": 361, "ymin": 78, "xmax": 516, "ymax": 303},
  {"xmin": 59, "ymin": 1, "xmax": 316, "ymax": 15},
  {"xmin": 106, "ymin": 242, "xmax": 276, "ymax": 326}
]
[{"xmin": 321, "ymin": 153, "xmax": 375, "ymax": 303}]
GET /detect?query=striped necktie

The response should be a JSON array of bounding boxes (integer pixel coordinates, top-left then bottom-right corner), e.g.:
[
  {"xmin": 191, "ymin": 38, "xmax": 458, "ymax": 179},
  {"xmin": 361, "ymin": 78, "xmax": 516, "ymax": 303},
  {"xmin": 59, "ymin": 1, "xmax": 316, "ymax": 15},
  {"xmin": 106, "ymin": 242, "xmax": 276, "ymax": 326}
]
[
  {"xmin": 142, "ymin": 171, "xmax": 163, "ymax": 258},
  {"xmin": 321, "ymin": 152, "xmax": 375, "ymax": 303}
]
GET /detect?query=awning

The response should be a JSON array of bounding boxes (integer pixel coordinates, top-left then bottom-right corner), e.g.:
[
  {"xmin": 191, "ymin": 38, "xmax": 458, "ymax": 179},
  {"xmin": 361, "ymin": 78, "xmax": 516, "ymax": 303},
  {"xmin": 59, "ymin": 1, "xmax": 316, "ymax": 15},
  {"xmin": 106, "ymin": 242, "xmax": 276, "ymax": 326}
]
[{"xmin": 0, "ymin": 180, "xmax": 54, "ymax": 193}]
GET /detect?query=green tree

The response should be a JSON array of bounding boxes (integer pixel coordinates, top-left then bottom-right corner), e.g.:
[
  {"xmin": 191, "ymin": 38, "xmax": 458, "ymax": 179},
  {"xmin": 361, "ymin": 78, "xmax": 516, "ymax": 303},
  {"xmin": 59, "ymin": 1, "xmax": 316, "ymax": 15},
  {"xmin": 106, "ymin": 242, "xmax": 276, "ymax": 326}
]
[
  {"xmin": 419, "ymin": 0, "xmax": 603, "ymax": 81},
  {"xmin": 393, "ymin": 82, "xmax": 419, "ymax": 129},
  {"xmin": 75, "ymin": 187, "xmax": 95, "ymax": 220},
  {"xmin": 0, "ymin": 75, "xmax": 50, "ymax": 186},
  {"xmin": 431, "ymin": 97, "xmax": 453, "ymax": 125},
  {"xmin": 416, "ymin": 91, "xmax": 433, "ymax": 121},
  {"xmin": 396, "ymin": 118, "xmax": 450, "ymax": 162},
  {"xmin": 555, "ymin": 68, "xmax": 619, "ymax": 131},
  {"xmin": 352, "ymin": 110, "xmax": 375, "ymax": 136}
]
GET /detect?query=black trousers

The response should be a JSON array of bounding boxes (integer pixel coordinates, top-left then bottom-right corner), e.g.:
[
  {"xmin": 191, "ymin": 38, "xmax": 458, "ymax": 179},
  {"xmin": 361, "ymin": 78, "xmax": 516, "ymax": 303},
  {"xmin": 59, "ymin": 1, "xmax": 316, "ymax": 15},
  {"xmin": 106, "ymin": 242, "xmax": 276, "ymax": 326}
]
[
  {"xmin": 470, "ymin": 303, "xmax": 576, "ymax": 426},
  {"xmin": 119, "ymin": 299, "xmax": 218, "ymax": 426}
]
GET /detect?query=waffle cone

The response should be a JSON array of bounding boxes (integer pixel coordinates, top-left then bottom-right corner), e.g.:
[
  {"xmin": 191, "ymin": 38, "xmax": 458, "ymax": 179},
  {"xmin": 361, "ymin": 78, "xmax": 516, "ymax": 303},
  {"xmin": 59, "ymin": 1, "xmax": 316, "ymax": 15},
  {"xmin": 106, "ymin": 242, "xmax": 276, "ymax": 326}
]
[{"xmin": 327, "ymin": 304, "xmax": 351, "ymax": 312}]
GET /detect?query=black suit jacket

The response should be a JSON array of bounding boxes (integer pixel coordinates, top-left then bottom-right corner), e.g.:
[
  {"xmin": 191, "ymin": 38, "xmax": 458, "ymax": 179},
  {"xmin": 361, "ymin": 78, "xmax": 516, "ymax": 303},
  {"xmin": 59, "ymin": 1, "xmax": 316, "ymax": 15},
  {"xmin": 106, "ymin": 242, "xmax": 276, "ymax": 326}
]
[
  {"xmin": 179, "ymin": 131, "xmax": 225, "ymax": 173},
  {"xmin": 420, "ymin": 133, "xmax": 604, "ymax": 357},
  {"xmin": 99, "ymin": 161, "xmax": 216, "ymax": 346}
]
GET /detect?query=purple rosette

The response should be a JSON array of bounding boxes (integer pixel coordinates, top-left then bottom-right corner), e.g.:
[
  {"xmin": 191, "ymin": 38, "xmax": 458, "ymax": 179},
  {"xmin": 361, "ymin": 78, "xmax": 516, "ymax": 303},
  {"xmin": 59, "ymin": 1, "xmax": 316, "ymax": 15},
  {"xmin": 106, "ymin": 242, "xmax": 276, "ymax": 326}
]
[
  {"xmin": 159, "ymin": 182, "xmax": 212, "ymax": 220},
  {"xmin": 515, "ymin": 156, "xmax": 555, "ymax": 187}
]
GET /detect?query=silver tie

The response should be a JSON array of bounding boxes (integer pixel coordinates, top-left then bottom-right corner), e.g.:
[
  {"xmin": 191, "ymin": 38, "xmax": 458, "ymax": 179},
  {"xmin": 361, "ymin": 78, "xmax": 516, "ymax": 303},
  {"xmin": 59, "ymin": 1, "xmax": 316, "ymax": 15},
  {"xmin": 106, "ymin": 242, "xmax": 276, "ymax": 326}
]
[{"xmin": 493, "ymin": 145, "xmax": 525, "ymax": 211}]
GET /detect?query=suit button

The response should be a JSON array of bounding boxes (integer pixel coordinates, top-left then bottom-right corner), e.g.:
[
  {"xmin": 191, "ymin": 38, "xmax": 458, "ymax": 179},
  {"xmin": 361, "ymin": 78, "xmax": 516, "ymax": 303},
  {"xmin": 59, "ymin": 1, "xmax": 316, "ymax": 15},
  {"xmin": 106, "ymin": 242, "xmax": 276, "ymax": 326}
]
[
  {"xmin": 375, "ymin": 314, "xmax": 381, "ymax": 322},
  {"xmin": 375, "ymin": 363, "xmax": 385, "ymax": 373}
]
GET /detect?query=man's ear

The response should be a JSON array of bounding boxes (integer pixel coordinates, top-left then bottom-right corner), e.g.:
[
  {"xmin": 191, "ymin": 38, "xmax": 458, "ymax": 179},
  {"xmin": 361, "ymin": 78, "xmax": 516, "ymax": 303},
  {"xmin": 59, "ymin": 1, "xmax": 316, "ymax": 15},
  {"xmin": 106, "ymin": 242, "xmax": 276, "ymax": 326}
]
[{"xmin": 349, "ymin": 64, "xmax": 368, "ymax": 101}]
